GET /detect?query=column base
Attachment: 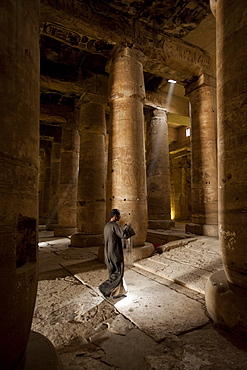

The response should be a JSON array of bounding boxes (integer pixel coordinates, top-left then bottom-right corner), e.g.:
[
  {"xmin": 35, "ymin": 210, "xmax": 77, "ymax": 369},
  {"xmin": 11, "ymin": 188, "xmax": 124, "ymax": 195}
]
[
  {"xmin": 24, "ymin": 331, "xmax": 63, "ymax": 369},
  {"xmin": 205, "ymin": 270, "xmax": 247, "ymax": 339},
  {"xmin": 98, "ymin": 242, "xmax": 155, "ymax": 265},
  {"xmin": 54, "ymin": 227, "xmax": 77, "ymax": 237},
  {"xmin": 70, "ymin": 233, "xmax": 104, "ymax": 247},
  {"xmin": 185, "ymin": 223, "xmax": 218, "ymax": 237},
  {"xmin": 46, "ymin": 223, "xmax": 59, "ymax": 231},
  {"xmin": 148, "ymin": 219, "xmax": 175, "ymax": 230}
]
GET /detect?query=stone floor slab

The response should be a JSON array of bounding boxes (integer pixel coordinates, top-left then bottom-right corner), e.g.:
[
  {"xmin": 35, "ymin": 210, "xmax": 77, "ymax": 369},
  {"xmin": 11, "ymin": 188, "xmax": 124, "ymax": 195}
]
[
  {"xmin": 145, "ymin": 326, "xmax": 247, "ymax": 370},
  {"xmin": 114, "ymin": 269, "xmax": 208, "ymax": 341},
  {"xmin": 135, "ymin": 236, "xmax": 223, "ymax": 294},
  {"xmin": 31, "ymin": 276, "xmax": 114, "ymax": 349}
]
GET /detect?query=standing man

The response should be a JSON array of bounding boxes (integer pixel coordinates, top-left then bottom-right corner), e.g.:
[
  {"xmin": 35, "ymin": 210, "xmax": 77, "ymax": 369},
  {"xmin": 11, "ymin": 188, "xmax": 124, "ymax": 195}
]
[{"xmin": 99, "ymin": 209, "xmax": 135, "ymax": 299}]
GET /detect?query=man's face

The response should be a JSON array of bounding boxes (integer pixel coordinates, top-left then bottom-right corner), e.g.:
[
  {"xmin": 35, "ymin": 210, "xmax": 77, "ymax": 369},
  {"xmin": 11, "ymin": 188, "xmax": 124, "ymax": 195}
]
[{"xmin": 115, "ymin": 213, "xmax": 121, "ymax": 221}]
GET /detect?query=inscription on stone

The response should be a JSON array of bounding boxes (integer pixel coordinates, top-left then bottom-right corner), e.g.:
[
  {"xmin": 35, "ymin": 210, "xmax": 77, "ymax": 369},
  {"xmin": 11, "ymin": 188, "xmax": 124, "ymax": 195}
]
[
  {"xmin": 41, "ymin": 22, "xmax": 112, "ymax": 55},
  {"xmin": 43, "ymin": 0, "xmax": 93, "ymax": 20}
]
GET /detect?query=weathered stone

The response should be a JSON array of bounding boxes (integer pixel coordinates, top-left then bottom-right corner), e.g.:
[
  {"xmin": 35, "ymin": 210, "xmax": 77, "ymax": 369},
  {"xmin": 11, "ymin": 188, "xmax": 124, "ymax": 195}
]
[
  {"xmin": 47, "ymin": 140, "xmax": 61, "ymax": 230},
  {"xmin": 146, "ymin": 109, "xmax": 171, "ymax": 222},
  {"xmin": 0, "ymin": 1, "xmax": 40, "ymax": 368},
  {"xmin": 54, "ymin": 122, "xmax": 80, "ymax": 237},
  {"xmin": 114, "ymin": 269, "xmax": 208, "ymax": 341},
  {"xmin": 185, "ymin": 79, "xmax": 218, "ymax": 236},
  {"xmin": 135, "ymin": 236, "xmax": 222, "ymax": 294},
  {"xmin": 71, "ymin": 101, "xmax": 106, "ymax": 246},
  {"xmin": 106, "ymin": 45, "xmax": 148, "ymax": 247}
]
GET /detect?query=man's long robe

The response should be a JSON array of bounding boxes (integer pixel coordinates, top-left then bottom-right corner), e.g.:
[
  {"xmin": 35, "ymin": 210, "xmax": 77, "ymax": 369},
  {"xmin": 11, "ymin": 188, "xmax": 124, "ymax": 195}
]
[{"xmin": 99, "ymin": 221, "xmax": 133, "ymax": 298}]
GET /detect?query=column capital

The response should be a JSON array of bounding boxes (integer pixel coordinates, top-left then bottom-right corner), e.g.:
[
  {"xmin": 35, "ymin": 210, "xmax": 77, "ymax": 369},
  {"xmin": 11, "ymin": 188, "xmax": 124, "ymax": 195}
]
[
  {"xmin": 76, "ymin": 92, "xmax": 108, "ymax": 106},
  {"xmin": 152, "ymin": 107, "xmax": 168, "ymax": 118},
  {"xmin": 106, "ymin": 43, "xmax": 145, "ymax": 73},
  {"xmin": 185, "ymin": 73, "xmax": 216, "ymax": 95}
]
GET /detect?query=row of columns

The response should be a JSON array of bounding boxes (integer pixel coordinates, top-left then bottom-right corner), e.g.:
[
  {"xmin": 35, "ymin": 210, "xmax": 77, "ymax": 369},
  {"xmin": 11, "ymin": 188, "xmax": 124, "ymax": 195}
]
[
  {"xmin": 39, "ymin": 45, "xmax": 218, "ymax": 246},
  {"xmin": 2, "ymin": 2, "xmax": 247, "ymax": 368}
]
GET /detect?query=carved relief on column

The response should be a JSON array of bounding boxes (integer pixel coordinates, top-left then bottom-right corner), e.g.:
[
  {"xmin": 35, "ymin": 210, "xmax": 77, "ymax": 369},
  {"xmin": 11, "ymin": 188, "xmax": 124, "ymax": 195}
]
[
  {"xmin": 46, "ymin": 140, "xmax": 61, "ymax": 230},
  {"xmin": 205, "ymin": 0, "xmax": 247, "ymax": 339},
  {"xmin": 185, "ymin": 74, "xmax": 218, "ymax": 237},
  {"xmin": 106, "ymin": 45, "xmax": 148, "ymax": 247},
  {"xmin": 71, "ymin": 100, "xmax": 106, "ymax": 247},
  {"xmin": 54, "ymin": 121, "xmax": 80, "ymax": 237},
  {"xmin": 0, "ymin": 1, "xmax": 40, "ymax": 368},
  {"xmin": 146, "ymin": 108, "xmax": 172, "ymax": 229}
]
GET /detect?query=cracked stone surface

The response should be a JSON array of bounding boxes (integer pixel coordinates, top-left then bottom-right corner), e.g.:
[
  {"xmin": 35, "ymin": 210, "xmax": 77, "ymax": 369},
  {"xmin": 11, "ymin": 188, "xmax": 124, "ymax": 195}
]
[
  {"xmin": 31, "ymin": 230, "xmax": 247, "ymax": 369},
  {"xmin": 135, "ymin": 236, "xmax": 223, "ymax": 294}
]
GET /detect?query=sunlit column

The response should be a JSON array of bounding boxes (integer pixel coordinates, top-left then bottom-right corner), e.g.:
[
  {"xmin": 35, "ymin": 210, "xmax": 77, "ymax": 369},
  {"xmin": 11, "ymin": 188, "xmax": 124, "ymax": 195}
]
[
  {"xmin": 185, "ymin": 75, "xmax": 218, "ymax": 236},
  {"xmin": 146, "ymin": 108, "xmax": 172, "ymax": 229},
  {"xmin": 106, "ymin": 45, "xmax": 148, "ymax": 246},
  {"xmin": 205, "ymin": 0, "xmax": 247, "ymax": 338},
  {"xmin": 54, "ymin": 121, "xmax": 80, "ymax": 237},
  {"xmin": 0, "ymin": 1, "xmax": 39, "ymax": 368},
  {"xmin": 46, "ymin": 140, "xmax": 61, "ymax": 230},
  {"xmin": 71, "ymin": 101, "xmax": 106, "ymax": 247}
]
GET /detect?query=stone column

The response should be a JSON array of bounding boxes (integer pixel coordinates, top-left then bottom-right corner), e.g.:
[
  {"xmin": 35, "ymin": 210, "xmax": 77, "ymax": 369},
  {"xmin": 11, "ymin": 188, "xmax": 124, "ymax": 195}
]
[
  {"xmin": 46, "ymin": 140, "xmax": 61, "ymax": 230},
  {"xmin": 41, "ymin": 144, "xmax": 52, "ymax": 225},
  {"xmin": 38, "ymin": 148, "xmax": 45, "ymax": 224},
  {"xmin": 106, "ymin": 45, "xmax": 148, "ymax": 247},
  {"xmin": 0, "ymin": 1, "xmax": 39, "ymax": 368},
  {"xmin": 146, "ymin": 108, "xmax": 173, "ymax": 229},
  {"xmin": 185, "ymin": 74, "xmax": 218, "ymax": 236},
  {"xmin": 54, "ymin": 122, "xmax": 80, "ymax": 237},
  {"xmin": 71, "ymin": 101, "xmax": 106, "ymax": 247},
  {"xmin": 205, "ymin": 0, "xmax": 247, "ymax": 338}
]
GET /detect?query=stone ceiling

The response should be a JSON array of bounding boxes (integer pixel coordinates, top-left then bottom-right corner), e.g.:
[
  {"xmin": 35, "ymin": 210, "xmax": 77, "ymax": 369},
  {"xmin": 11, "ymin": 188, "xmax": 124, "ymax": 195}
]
[
  {"xmin": 96, "ymin": 0, "xmax": 210, "ymax": 37},
  {"xmin": 40, "ymin": 0, "xmax": 216, "ymax": 139}
]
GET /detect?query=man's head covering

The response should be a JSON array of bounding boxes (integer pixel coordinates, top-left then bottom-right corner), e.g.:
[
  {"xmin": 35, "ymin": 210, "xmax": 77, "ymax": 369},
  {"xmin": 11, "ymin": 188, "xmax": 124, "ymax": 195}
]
[{"xmin": 110, "ymin": 209, "xmax": 120, "ymax": 218}]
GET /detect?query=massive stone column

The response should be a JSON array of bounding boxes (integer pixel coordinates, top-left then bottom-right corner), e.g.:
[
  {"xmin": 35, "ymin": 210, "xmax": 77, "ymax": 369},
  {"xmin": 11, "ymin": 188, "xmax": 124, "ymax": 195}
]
[
  {"xmin": 0, "ymin": 1, "xmax": 39, "ymax": 368},
  {"xmin": 185, "ymin": 74, "xmax": 218, "ymax": 236},
  {"xmin": 71, "ymin": 101, "xmax": 106, "ymax": 247},
  {"xmin": 54, "ymin": 122, "xmax": 80, "ymax": 237},
  {"xmin": 205, "ymin": 0, "xmax": 247, "ymax": 338},
  {"xmin": 106, "ymin": 45, "xmax": 148, "ymax": 247},
  {"xmin": 146, "ymin": 108, "xmax": 173, "ymax": 229},
  {"xmin": 46, "ymin": 140, "xmax": 61, "ymax": 230}
]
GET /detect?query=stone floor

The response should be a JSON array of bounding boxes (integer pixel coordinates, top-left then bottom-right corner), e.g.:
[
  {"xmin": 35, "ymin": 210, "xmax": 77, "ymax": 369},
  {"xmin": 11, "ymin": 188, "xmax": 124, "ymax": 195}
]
[{"xmin": 30, "ymin": 225, "xmax": 247, "ymax": 369}]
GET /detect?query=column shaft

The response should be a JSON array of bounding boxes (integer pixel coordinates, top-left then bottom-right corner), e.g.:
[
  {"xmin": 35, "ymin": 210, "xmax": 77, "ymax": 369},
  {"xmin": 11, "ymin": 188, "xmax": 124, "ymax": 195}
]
[
  {"xmin": 216, "ymin": 0, "xmax": 247, "ymax": 287},
  {"xmin": 54, "ymin": 122, "xmax": 80, "ymax": 236},
  {"xmin": 205, "ymin": 0, "xmax": 247, "ymax": 339},
  {"xmin": 46, "ymin": 140, "xmax": 61, "ymax": 230},
  {"xmin": 107, "ymin": 46, "xmax": 148, "ymax": 246},
  {"xmin": 0, "ymin": 1, "xmax": 39, "ymax": 368},
  {"xmin": 186, "ymin": 80, "xmax": 218, "ymax": 236},
  {"xmin": 38, "ymin": 148, "xmax": 45, "ymax": 223},
  {"xmin": 146, "ymin": 108, "xmax": 172, "ymax": 229},
  {"xmin": 71, "ymin": 102, "xmax": 106, "ymax": 247}
]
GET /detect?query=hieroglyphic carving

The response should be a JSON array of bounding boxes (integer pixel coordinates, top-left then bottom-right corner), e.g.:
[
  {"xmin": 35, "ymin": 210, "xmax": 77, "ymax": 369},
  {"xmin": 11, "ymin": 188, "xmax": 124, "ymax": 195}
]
[
  {"xmin": 135, "ymin": 21, "xmax": 212, "ymax": 75},
  {"xmin": 42, "ymin": 0, "xmax": 211, "ymax": 75},
  {"xmin": 154, "ymin": 37, "xmax": 212, "ymax": 74},
  {"xmin": 42, "ymin": 22, "xmax": 86, "ymax": 47},
  {"xmin": 0, "ymin": 158, "xmax": 37, "ymax": 195},
  {"xmin": 41, "ymin": 21, "xmax": 113, "ymax": 55},
  {"xmin": 42, "ymin": 0, "xmax": 93, "ymax": 20}
]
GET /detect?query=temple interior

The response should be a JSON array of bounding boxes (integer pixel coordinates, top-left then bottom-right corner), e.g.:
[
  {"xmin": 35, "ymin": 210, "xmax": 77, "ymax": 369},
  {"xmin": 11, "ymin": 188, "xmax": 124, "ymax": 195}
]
[{"xmin": 1, "ymin": 0, "xmax": 247, "ymax": 369}]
